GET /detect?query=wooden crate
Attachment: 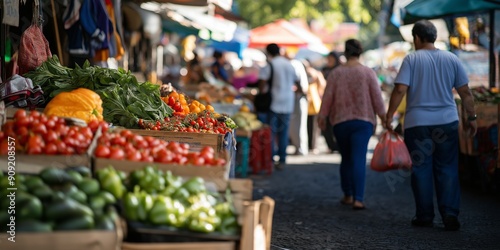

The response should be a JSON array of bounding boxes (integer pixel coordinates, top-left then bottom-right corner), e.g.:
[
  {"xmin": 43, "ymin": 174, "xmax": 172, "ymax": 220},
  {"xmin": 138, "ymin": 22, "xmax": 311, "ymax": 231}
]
[
  {"xmin": 458, "ymin": 102, "xmax": 499, "ymax": 155},
  {"xmin": 0, "ymin": 219, "xmax": 122, "ymax": 250},
  {"xmin": 127, "ymin": 129, "xmax": 226, "ymax": 155}
]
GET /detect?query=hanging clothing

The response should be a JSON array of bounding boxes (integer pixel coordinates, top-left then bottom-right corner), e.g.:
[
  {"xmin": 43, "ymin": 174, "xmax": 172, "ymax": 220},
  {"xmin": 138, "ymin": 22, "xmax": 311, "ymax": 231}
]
[
  {"xmin": 63, "ymin": 0, "xmax": 90, "ymax": 56},
  {"xmin": 94, "ymin": 0, "xmax": 124, "ymax": 61},
  {"xmin": 79, "ymin": 0, "xmax": 114, "ymax": 57}
]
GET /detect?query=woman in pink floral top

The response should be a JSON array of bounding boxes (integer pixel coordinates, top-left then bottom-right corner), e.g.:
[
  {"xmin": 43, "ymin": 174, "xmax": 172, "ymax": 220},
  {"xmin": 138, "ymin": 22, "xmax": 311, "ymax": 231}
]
[{"xmin": 318, "ymin": 39, "xmax": 386, "ymax": 210}]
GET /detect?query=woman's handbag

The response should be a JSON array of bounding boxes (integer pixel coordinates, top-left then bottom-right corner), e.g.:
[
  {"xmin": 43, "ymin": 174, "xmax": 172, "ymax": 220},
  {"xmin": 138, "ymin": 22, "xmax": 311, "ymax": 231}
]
[{"xmin": 370, "ymin": 131, "xmax": 412, "ymax": 172}]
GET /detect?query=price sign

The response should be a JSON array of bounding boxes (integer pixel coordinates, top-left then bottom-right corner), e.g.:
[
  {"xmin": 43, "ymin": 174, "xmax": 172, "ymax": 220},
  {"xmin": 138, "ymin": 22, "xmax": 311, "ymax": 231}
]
[{"xmin": 3, "ymin": 0, "xmax": 19, "ymax": 27}]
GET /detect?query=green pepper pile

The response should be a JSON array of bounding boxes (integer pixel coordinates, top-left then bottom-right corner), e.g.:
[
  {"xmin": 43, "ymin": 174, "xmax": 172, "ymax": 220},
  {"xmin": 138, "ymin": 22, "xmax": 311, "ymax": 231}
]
[
  {"xmin": 0, "ymin": 167, "xmax": 119, "ymax": 232},
  {"xmin": 96, "ymin": 166, "xmax": 240, "ymax": 235}
]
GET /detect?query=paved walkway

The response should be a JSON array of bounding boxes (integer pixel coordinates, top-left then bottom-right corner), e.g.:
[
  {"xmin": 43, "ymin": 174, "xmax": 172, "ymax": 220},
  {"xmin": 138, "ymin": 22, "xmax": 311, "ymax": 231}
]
[{"xmin": 250, "ymin": 134, "xmax": 500, "ymax": 250}]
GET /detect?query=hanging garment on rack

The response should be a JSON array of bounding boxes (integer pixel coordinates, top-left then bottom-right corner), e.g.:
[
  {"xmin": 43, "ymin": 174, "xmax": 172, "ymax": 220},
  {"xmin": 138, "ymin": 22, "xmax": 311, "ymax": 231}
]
[
  {"xmin": 79, "ymin": 0, "xmax": 113, "ymax": 57},
  {"xmin": 94, "ymin": 0, "xmax": 123, "ymax": 62},
  {"xmin": 63, "ymin": 0, "xmax": 90, "ymax": 56}
]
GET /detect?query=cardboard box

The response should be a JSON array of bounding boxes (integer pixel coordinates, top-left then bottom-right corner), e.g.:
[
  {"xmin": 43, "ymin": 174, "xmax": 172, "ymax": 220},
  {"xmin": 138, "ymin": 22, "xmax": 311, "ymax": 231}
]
[
  {"xmin": 0, "ymin": 229, "xmax": 121, "ymax": 250},
  {"xmin": 127, "ymin": 129, "xmax": 226, "ymax": 154}
]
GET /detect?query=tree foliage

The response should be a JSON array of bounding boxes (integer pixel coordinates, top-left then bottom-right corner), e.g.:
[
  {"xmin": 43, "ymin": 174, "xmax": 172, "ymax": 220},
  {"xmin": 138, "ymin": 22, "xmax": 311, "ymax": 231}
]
[{"xmin": 234, "ymin": 0, "xmax": 385, "ymax": 49}]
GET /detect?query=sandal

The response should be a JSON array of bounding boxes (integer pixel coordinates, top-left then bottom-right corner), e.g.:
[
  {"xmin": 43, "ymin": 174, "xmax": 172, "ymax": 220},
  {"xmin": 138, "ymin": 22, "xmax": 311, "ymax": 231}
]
[
  {"xmin": 340, "ymin": 196, "xmax": 353, "ymax": 205},
  {"xmin": 352, "ymin": 201, "xmax": 365, "ymax": 210}
]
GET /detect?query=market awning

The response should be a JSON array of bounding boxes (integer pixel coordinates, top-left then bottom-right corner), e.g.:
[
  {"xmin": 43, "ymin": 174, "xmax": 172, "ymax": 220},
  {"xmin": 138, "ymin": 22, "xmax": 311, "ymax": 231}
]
[
  {"xmin": 249, "ymin": 19, "xmax": 328, "ymax": 54},
  {"xmin": 208, "ymin": 27, "xmax": 249, "ymax": 58},
  {"xmin": 392, "ymin": 0, "xmax": 500, "ymax": 26},
  {"xmin": 141, "ymin": 2, "xmax": 237, "ymax": 42}
]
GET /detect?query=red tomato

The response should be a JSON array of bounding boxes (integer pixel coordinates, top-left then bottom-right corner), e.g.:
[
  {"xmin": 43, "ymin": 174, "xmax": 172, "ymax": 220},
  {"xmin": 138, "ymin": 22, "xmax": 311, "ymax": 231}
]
[
  {"xmin": 95, "ymin": 145, "xmax": 111, "ymax": 158},
  {"xmin": 43, "ymin": 130, "xmax": 58, "ymax": 143},
  {"xmin": 54, "ymin": 123, "xmax": 69, "ymax": 135},
  {"xmin": 16, "ymin": 126, "xmax": 29, "ymax": 138},
  {"xmin": 15, "ymin": 116, "xmax": 30, "ymax": 128},
  {"xmin": 54, "ymin": 140, "xmax": 67, "ymax": 154},
  {"xmin": 111, "ymin": 137, "xmax": 127, "ymax": 146},
  {"xmin": 126, "ymin": 151, "xmax": 142, "ymax": 161},
  {"xmin": 193, "ymin": 157, "xmax": 205, "ymax": 166},
  {"xmin": 109, "ymin": 147, "xmax": 125, "ymax": 160},
  {"xmin": 44, "ymin": 143, "xmax": 58, "ymax": 155},
  {"xmin": 38, "ymin": 115, "xmax": 48, "ymax": 124},
  {"xmin": 120, "ymin": 130, "xmax": 133, "ymax": 138},
  {"xmin": 29, "ymin": 110, "xmax": 41, "ymax": 119},
  {"xmin": 200, "ymin": 146, "xmax": 214, "ymax": 155},
  {"xmin": 0, "ymin": 140, "xmax": 8, "ymax": 155},
  {"xmin": 13, "ymin": 109, "xmax": 27, "ymax": 120},
  {"xmin": 135, "ymin": 139, "xmax": 149, "ymax": 149},
  {"xmin": 99, "ymin": 121, "xmax": 109, "ymax": 133},
  {"xmin": 0, "ymin": 131, "xmax": 4, "ymax": 141},
  {"xmin": 88, "ymin": 120, "xmax": 100, "ymax": 133},
  {"xmin": 79, "ymin": 127, "xmax": 94, "ymax": 140},
  {"xmin": 212, "ymin": 158, "xmax": 226, "ymax": 166}
]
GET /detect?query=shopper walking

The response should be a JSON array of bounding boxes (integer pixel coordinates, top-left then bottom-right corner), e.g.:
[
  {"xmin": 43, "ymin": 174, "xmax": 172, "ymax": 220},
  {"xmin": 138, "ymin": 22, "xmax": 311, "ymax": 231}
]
[
  {"xmin": 385, "ymin": 20, "xmax": 477, "ymax": 231},
  {"xmin": 321, "ymin": 51, "xmax": 342, "ymax": 153},
  {"xmin": 288, "ymin": 57, "xmax": 309, "ymax": 156},
  {"xmin": 258, "ymin": 43, "xmax": 299, "ymax": 170},
  {"xmin": 304, "ymin": 59, "xmax": 326, "ymax": 154},
  {"xmin": 318, "ymin": 39, "xmax": 386, "ymax": 209}
]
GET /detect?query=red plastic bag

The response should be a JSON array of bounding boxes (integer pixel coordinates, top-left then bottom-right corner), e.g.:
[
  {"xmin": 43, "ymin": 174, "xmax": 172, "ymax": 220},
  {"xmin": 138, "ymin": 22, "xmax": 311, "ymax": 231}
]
[{"xmin": 370, "ymin": 131, "xmax": 412, "ymax": 172}]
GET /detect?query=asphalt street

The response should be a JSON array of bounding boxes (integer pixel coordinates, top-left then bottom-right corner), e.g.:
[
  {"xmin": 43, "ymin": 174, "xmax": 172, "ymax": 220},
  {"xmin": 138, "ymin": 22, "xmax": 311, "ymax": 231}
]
[{"xmin": 249, "ymin": 135, "xmax": 500, "ymax": 250}]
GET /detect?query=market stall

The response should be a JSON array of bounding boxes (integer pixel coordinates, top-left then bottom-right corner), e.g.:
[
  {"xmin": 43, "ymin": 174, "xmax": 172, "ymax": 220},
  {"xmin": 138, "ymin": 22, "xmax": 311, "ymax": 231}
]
[{"xmin": 0, "ymin": 52, "xmax": 274, "ymax": 249}]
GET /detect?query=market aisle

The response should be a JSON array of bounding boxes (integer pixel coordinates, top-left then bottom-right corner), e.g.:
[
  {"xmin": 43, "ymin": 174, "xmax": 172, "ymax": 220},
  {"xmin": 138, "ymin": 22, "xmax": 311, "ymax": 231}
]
[{"xmin": 251, "ymin": 135, "xmax": 500, "ymax": 250}]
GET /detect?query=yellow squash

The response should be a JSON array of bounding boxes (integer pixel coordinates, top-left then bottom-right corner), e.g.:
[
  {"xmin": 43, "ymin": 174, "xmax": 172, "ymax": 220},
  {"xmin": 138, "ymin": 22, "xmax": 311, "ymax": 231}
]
[{"xmin": 44, "ymin": 88, "xmax": 104, "ymax": 123}]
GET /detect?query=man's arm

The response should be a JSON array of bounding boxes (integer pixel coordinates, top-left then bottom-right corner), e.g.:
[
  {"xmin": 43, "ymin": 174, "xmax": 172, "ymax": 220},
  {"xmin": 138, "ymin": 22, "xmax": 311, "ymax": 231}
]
[
  {"xmin": 385, "ymin": 83, "xmax": 408, "ymax": 130},
  {"xmin": 456, "ymin": 84, "xmax": 477, "ymax": 137}
]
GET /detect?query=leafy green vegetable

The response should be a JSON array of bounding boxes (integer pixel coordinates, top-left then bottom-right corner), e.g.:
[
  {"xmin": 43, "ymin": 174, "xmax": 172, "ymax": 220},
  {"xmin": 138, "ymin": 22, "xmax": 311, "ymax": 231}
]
[{"xmin": 24, "ymin": 55, "xmax": 173, "ymax": 128}]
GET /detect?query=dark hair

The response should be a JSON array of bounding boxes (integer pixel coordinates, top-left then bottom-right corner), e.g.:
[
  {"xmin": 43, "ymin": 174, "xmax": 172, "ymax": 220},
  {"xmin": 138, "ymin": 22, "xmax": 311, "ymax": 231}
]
[
  {"xmin": 344, "ymin": 39, "xmax": 363, "ymax": 58},
  {"xmin": 266, "ymin": 43, "xmax": 280, "ymax": 57},
  {"xmin": 213, "ymin": 50, "xmax": 223, "ymax": 59},
  {"xmin": 412, "ymin": 20, "xmax": 437, "ymax": 43},
  {"xmin": 327, "ymin": 51, "xmax": 341, "ymax": 66}
]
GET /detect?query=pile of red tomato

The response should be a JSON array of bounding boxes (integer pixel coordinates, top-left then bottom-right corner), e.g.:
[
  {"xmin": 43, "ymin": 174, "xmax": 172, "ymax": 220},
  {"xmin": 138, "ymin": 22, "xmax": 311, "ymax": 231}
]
[
  {"xmin": 138, "ymin": 110, "xmax": 232, "ymax": 134},
  {"xmin": 95, "ymin": 129, "xmax": 226, "ymax": 166},
  {"xmin": 0, "ymin": 110, "xmax": 107, "ymax": 155}
]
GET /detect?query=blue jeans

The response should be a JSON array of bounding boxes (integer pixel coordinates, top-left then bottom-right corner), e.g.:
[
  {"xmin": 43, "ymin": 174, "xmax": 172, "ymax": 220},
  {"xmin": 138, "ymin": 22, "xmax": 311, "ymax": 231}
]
[
  {"xmin": 270, "ymin": 112, "xmax": 291, "ymax": 163},
  {"xmin": 333, "ymin": 120, "xmax": 373, "ymax": 202},
  {"xmin": 404, "ymin": 121, "xmax": 460, "ymax": 221}
]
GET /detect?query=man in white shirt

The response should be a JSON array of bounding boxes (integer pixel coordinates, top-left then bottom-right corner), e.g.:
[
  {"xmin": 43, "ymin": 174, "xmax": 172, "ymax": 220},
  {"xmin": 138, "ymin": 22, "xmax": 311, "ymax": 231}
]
[{"xmin": 258, "ymin": 43, "xmax": 299, "ymax": 169}]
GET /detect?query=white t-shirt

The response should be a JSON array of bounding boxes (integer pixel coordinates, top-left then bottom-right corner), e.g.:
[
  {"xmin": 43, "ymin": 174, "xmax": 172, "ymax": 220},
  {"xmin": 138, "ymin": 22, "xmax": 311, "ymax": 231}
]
[
  {"xmin": 259, "ymin": 56, "xmax": 299, "ymax": 114},
  {"xmin": 291, "ymin": 59, "xmax": 309, "ymax": 95}
]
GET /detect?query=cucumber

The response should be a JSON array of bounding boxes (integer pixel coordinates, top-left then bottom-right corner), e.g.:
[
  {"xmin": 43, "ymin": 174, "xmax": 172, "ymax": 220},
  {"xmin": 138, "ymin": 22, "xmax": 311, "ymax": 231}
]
[
  {"xmin": 89, "ymin": 195, "xmax": 106, "ymax": 217},
  {"xmin": 45, "ymin": 198, "xmax": 94, "ymax": 221},
  {"xmin": 55, "ymin": 215, "xmax": 94, "ymax": 230},
  {"xmin": 25, "ymin": 176, "xmax": 45, "ymax": 191},
  {"xmin": 67, "ymin": 170, "xmax": 83, "ymax": 185},
  {"xmin": 17, "ymin": 220, "xmax": 53, "ymax": 232},
  {"xmin": 67, "ymin": 166, "xmax": 91, "ymax": 178},
  {"xmin": 68, "ymin": 189, "xmax": 88, "ymax": 205},
  {"xmin": 95, "ymin": 215, "xmax": 115, "ymax": 230},
  {"xmin": 18, "ymin": 196, "xmax": 43, "ymax": 221},
  {"xmin": 40, "ymin": 168, "xmax": 72, "ymax": 185},
  {"xmin": 97, "ymin": 191, "xmax": 116, "ymax": 205},
  {"xmin": 78, "ymin": 178, "xmax": 100, "ymax": 196},
  {"xmin": 31, "ymin": 184, "xmax": 53, "ymax": 200}
]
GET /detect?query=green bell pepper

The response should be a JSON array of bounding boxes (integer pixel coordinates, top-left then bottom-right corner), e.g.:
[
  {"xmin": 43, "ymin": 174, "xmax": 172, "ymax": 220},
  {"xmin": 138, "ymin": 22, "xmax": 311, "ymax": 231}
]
[
  {"xmin": 124, "ymin": 191, "xmax": 140, "ymax": 221},
  {"xmin": 182, "ymin": 177, "xmax": 206, "ymax": 195}
]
